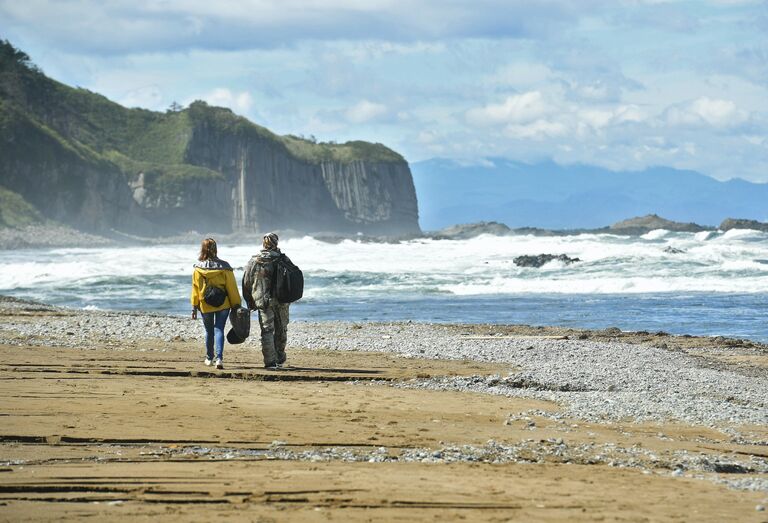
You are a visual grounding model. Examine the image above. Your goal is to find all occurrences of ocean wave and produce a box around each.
[720,228,767,241]
[3,232,767,300]
[641,229,670,240]
[440,276,768,295]
[694,230,718,241]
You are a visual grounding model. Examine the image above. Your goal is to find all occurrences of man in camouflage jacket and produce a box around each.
[242,233,290,368]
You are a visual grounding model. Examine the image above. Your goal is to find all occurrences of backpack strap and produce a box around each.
[270,254,284,298]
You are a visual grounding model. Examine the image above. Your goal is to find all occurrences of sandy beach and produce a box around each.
[0,296,767,521]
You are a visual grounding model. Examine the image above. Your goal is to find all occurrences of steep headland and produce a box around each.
[0,42,420,237]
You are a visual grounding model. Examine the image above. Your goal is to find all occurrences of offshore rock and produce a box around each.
[609,214,710,235]
[513,254,581,268]
[719,218,768,233]
[428,221,512,240]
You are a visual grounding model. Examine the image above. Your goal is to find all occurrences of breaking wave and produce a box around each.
[3,229,768,340]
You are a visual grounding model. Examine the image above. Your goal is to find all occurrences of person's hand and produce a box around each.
[192,309,198,320]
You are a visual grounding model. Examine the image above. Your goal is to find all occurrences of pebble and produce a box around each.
[287,321,767,429]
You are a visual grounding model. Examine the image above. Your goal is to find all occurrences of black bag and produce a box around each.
[226,306,251,344]
[273,254,303,303]
[202,275,227,307]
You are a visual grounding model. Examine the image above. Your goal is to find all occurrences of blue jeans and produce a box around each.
[201,309,230,360]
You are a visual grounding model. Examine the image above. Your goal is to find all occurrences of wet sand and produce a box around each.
[1,300,767,521]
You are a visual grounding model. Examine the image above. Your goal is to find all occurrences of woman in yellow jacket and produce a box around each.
[191,238,241,370]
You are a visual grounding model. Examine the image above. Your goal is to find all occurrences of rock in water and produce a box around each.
[513,254,581,268]
[609,214,709,234]
[429,221,511,239]
[720,218,768,233]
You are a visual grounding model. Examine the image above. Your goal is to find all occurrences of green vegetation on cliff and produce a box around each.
[0,39,405,217]
[0,185,42,227]
[186,100,404,164]
[105,150,224,202]
[282,136,405,164]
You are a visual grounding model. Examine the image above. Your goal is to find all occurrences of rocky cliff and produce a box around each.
[0,41,420,237]
[181,106,419,234]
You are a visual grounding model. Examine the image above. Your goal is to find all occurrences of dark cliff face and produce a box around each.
[181,109,420,235]
[182,120,341,233]
[320,160,420,234]
[0,106,153,234]
[128,170,231,234]
[0,42,421,237]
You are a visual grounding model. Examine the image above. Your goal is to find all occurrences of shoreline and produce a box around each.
[3,294,766,358]
[1,295,767,519]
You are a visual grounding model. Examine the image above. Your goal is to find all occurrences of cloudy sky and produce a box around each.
[1,0,767,181]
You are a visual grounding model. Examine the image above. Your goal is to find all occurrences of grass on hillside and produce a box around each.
[187,101,405,164]
[105,150,224,201]
[2,38,406,203]
[0,185,43,227]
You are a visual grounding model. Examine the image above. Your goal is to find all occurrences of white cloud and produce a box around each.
[614,105,646,123]
[690,97,747,126]
[665,96,748,127]
[743,134,765,146]
[578,109,615,129]
[485,62,554,88]
[345,100,388,124]
[417,130,438,144]
[708,0,763,4]
[577,104,647,129]
[0,0,617,55]
[466,91,550,126]
[566,80,623,102]
[4,0,768,181]
[118,85,163,110]
[192,88,253,113]
[505,119,568,139]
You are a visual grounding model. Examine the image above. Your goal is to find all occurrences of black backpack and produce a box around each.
[202,275,227,307]
[273,254,303,303]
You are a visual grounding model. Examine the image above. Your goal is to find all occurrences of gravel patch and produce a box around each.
[288,322,767,429]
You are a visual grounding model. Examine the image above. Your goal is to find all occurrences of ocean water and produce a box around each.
[4,229,768,341]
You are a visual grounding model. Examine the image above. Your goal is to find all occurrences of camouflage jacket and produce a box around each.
[242,248,283,310]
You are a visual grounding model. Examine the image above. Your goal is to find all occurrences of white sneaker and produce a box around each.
[215,358,223,370]
[204,358,212,366]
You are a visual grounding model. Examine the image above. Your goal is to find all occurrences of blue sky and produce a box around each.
[1,0,767,181]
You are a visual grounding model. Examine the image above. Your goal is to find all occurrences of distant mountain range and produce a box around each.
[411,158,768,231]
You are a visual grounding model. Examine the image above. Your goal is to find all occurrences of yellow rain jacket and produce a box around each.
[190,258,242,313]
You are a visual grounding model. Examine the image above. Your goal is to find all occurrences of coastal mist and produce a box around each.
[5,228,768,341]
